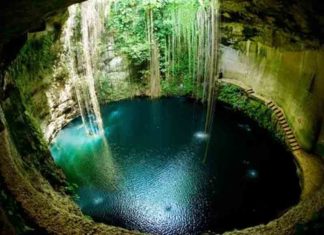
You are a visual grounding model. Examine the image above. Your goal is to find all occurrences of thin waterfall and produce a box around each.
[202,0,220,163]
[80,2,104,135]
[196,3,207,99]
[164,0,220,162]
[165,0,220,133]
[64,6,88,130]
[204,0,220,134]
[166,0,198,83]
[63,0,118,188]
[146,2,161,98]
[64,0,109,136]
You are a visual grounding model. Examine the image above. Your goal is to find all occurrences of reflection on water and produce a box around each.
[51,97,300,234]
[194,131,209,141]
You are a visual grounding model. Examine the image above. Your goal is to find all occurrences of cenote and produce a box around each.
[2,0,324,233]
[51,97,301,234]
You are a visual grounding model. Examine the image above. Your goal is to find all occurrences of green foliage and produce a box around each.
[242,26,259,40]
[8,33,58,122]
[65,182,80,200]
[218,83,285,142]
[108,0,150,65]
[96,73,145,102]
[161,74,193,96]
[4,31,63,162]
[107,0,201,96]
[72,8,82,42]
[24,110,48,151]
[10,34,56,83]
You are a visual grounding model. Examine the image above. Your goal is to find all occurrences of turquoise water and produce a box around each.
[51,97,300,234]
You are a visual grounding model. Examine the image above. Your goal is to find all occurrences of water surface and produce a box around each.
[51,97,300,234]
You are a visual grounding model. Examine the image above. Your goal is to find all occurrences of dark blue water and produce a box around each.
[51,97,300,234]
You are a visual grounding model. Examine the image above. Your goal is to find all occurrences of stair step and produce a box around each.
[281,124,289,128]
[284,127,291,131]
[292,147,301,151]
[285,131,293,135]
[278,116,285,121]
[274,110,282,115]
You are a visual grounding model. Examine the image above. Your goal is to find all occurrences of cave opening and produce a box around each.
[0,0,324,234]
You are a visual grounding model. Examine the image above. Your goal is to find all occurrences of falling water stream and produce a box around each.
[164,0,220,135]
[64,0,108,136]
[63,0,118,187]
[146,1,162,98]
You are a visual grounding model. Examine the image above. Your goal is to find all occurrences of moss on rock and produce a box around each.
[221,0,323,49]
[217,83,285,142]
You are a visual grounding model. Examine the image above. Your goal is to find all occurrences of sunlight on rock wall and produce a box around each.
[220,41,324,154]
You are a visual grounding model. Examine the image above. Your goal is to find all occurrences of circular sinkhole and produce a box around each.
[50,97,301,234]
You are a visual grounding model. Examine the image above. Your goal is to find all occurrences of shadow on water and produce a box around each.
[51,97,301,234]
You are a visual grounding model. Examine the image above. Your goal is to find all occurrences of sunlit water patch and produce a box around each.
[194,131,209,141]
[51,97,300,234]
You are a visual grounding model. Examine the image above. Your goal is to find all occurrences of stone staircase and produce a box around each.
[245,88,255,96]
[266,100,301,151]
[221,80,302,152]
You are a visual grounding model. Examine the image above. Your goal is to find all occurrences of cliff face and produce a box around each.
[221,0,324,49]
[220,0,324,156]
[42,35,132,142]
[3,18,133,142]
[42,33,132,142]
[220,43,324,155]
[0,1,86,89]
[0,0,323,234]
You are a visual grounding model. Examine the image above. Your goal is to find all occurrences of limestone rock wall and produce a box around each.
[96,37,139,103]
[41,75,78,142]
[220,42,324,155]
[40,32,132,142]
